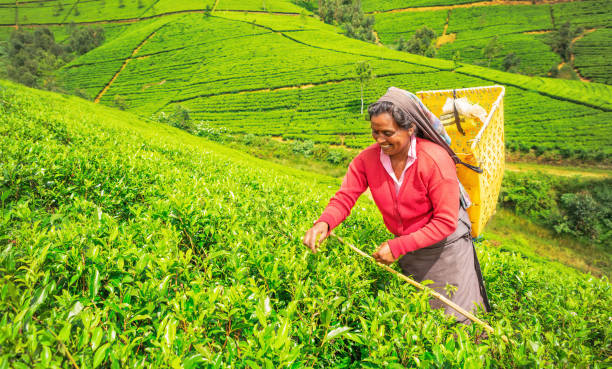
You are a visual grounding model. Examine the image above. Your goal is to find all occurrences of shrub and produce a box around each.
[557,192,601,239]
[168,104,192,130]
[291,139,314,157]
[113,94,127,110]
[502,53,520,72]
[68,26,106,55]
[397,26,437,57]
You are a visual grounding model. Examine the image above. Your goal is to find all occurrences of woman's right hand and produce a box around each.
[302,222,330,253]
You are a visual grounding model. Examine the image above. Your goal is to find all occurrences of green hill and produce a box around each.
[2,79,610,367]
[370,0,612,83]
[1,1,611,162]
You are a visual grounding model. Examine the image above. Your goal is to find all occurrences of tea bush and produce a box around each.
[1,81,610,368]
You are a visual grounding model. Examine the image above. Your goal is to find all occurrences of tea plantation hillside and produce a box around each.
[369,0,612,83]
[1,80,611,367]
[53,9,612,161]
[2,1,612,161]
[0,0,305,26]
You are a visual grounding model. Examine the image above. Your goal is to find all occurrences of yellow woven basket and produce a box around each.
[416,85,505,237]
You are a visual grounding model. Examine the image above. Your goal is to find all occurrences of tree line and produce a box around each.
[3,25,105,93]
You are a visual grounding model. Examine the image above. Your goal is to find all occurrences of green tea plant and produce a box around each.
[1,80,610,368]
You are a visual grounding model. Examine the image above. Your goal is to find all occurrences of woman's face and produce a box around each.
[371,112,413,158]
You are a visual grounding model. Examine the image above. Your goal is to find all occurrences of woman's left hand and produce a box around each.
[372,242,397,265]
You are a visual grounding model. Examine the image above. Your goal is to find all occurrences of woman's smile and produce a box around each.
[370,112,412,158]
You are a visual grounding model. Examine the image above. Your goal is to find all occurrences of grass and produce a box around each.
[484,209,610,278]
[505,162,611,178]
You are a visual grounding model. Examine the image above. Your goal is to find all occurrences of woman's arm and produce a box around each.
[303,154,369,251]
[316,154,369,232]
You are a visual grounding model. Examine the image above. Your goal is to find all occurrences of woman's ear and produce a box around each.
[408,126,415,137]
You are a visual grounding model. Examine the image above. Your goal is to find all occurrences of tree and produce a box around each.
[113,94,127,110]
[68,26,106,55]
[551,21,583,62]
[6,27,68,88]
[318,0,375,43]
[169,104,192,131]
[483,35,502,67]
[502,52,520,72]
[355,61,373,115]
[397,26,437,58]
[452,50,461,70]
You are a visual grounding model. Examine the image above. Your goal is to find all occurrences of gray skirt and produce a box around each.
[397,206,490,323]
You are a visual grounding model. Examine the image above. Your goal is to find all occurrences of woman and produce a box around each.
[302,87,490,323]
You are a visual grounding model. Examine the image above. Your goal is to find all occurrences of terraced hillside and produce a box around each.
[54,9,612,159]
[2,80,610,367]
[370,0,612,83]
[0,0,305,26]
[1,0,611,161]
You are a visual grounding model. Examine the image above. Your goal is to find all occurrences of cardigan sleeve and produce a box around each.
[387,158,460,258]
[316,154,368,231]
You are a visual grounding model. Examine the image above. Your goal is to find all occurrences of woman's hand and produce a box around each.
[302,222,330,253]
[372,242,397,265]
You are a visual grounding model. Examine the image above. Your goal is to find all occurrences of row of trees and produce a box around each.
[5,25,105,90]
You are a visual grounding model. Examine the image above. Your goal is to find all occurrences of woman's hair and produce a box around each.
[367,101,418,134]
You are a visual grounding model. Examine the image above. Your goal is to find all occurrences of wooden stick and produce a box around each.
[331,232,509,343]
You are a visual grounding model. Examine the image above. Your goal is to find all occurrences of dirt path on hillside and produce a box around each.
[555,28,595,82]
[372,30,383,45]
[94,29,159,103]
[570,28,596,82]
[370,0,579,14]
[436,10,456,47]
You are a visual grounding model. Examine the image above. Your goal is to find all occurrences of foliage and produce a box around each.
[68,26,106,55]
[482,36,502,67]
[355,61,373,115]
[500,171,612,246]
[572,28,612,84]
[557,192,602,239]
[2,79,611,368]
[113,94,127,110]
[501,52,520,72]
[4,24,109,90]
[11,6,612,162]
[318,0,376,42]
[362,0,485,12]
[6,27,69,89]
[373,0,611,82]
[152,104,193,131]
[397,26,437,58]
[550,21,584,63]
[291,139,315,156]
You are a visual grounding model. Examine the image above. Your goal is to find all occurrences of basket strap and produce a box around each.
[460,161,483,173]
[452,90,466,136]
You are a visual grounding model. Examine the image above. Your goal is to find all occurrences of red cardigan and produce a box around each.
[316,138,460,259]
